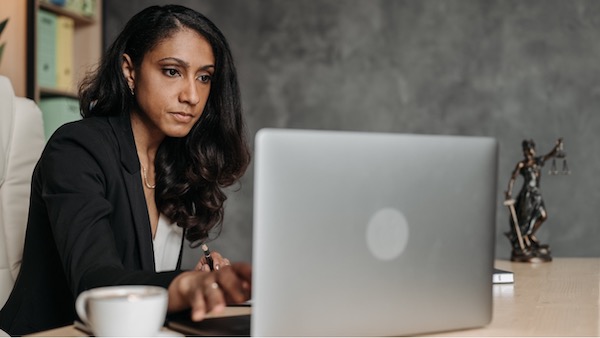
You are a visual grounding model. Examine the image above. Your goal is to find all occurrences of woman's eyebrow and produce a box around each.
[158,57,214,71]
[158,57,189,67]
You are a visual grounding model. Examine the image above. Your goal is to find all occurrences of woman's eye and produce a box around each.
[198,74,211,83]
[164,68,180,77]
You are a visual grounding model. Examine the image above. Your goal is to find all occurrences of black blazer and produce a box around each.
[0,115,183,335]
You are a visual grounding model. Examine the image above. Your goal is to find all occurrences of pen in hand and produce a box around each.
[201,243,214,271]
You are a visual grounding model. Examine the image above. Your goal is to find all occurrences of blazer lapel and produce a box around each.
[109,115,155,271]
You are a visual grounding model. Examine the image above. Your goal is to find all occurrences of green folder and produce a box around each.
[37,10,57,89]
[39,97,81,140]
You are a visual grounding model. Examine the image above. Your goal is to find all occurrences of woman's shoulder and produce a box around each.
[48,115,128,144]
[52,116,111,136]
[40,115,132,168]
[44,116,127,159]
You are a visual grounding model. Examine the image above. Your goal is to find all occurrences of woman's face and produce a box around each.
[126,28,215,139]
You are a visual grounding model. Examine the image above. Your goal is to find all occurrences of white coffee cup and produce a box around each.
[75,285,168,337]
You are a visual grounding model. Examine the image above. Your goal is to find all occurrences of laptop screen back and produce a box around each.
[251,128,498,336]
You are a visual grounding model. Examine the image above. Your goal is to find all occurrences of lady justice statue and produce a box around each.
[503,138,568,263]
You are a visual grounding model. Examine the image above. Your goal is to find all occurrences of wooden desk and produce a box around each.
[29,258,600,337]
[431,257,600,336]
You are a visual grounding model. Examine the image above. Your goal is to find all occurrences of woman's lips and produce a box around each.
[171,112,194,123]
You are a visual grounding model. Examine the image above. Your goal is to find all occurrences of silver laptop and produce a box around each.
[252,128,498,336]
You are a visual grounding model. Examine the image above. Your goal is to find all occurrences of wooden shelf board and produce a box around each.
[39,86,78,99]
[39,2,95,26]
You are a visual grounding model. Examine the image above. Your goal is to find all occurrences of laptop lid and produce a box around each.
[251,128,498,336]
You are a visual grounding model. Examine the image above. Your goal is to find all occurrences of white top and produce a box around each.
[153,214,183,272]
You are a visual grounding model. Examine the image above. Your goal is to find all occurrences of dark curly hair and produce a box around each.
[79,5,250,244]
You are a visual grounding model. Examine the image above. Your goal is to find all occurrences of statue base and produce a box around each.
[505,231,552,263]
[510,246,552,263]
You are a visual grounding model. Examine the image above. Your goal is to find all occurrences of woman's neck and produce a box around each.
[130,112,164,164]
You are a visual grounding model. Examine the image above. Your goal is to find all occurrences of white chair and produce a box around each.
[0,75,45,321]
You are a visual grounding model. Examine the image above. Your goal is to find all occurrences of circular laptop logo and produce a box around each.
[366,208,409,260]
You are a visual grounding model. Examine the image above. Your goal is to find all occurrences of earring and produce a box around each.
[129,86,134,96]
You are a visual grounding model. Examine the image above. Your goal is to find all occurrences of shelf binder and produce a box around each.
[39,97,81,140]
[55,16,74,92]
[37,10,57,89]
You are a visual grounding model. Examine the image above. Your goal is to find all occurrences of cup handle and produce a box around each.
[75,290,90,325]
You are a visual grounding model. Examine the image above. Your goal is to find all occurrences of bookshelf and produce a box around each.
[26,0,102,102]
[26,0,102,139]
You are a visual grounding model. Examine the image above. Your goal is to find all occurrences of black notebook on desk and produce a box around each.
[166,309,251,336]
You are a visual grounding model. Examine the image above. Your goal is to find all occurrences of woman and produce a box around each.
[0,5,251,335]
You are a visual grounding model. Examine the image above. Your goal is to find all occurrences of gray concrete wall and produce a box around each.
[104,0,600,266]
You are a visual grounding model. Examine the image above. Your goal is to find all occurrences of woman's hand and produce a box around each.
[168,262,251,321]
[195,249,231,271]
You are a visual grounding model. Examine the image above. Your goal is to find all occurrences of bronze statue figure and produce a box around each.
[504,138,566,263]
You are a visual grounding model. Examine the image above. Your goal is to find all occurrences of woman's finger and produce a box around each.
[210,251,228,269]
[203,279,226,314]
[190,286,208,321]
[214,264,252,304]
[196,250,229,271]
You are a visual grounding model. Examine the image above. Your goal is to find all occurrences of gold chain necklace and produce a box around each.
[140,163,156,189]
